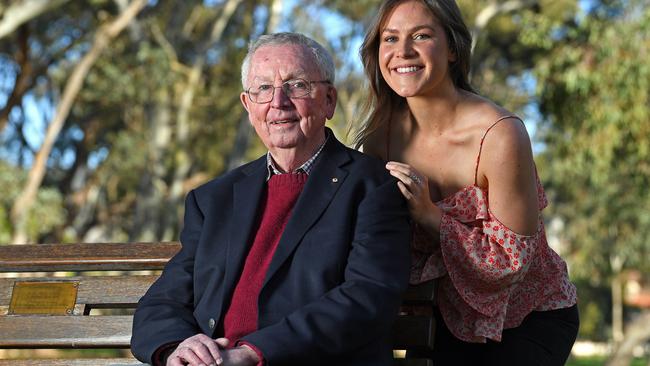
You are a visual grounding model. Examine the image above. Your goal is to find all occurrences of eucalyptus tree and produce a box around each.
[0,0,282,243]
[524,0,650,355]
[0,0,142,243]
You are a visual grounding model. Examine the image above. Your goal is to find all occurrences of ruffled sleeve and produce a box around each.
[438,209,541,318]
[409,178,575,343]
[411,183,547,317]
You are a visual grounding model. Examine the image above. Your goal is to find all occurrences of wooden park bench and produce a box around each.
[0,242,435,366]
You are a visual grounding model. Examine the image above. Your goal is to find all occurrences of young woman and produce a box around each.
[355,1,579,364]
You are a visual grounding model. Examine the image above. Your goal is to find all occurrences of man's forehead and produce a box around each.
[253,43,309,58]
[248,44,317,80]
[250,70,309,84]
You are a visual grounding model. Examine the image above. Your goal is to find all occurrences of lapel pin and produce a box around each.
[331,177,338,183]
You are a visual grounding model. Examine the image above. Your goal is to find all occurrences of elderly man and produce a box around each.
[131,32,411,366]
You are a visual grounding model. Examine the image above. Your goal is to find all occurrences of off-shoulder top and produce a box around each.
[392,116,577,343]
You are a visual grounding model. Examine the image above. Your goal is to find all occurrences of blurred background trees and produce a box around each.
[528,1,650,364]
[0,0,648,364]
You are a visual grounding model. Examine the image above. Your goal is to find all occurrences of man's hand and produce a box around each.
[221,344,260,366]
[166,334,229,366]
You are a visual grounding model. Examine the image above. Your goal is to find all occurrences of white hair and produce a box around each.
[241,32,336,89]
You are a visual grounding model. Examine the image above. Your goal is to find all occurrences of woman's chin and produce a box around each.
[395,89,419,98]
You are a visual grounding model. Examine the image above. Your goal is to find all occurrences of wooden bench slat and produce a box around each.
[0,316,132,348]
[0,276,158,307]
[0,242,181,272]
[393,360,434,366]
[0,359,145,366]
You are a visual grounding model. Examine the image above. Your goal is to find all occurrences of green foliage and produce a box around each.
[462,0,579,113]
[525,0,650,281]
[567,356,649,366]
[573,278,611,341]
[0,162,65,243]
[318,0,379,22]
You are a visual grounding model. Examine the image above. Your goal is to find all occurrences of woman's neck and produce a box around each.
[405,87,464,134]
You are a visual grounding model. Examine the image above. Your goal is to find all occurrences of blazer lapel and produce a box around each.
[263,136,351,287]
[219,158,267,313]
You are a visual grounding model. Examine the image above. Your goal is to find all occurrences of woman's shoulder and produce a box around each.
[462,95,530,147]
[459,95,534,179]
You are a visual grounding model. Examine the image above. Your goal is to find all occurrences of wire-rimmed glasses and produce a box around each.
[246,78,330,104]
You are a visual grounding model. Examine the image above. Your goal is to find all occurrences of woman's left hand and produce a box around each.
[386,161,441,232]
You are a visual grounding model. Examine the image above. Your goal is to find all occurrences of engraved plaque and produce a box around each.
[8,281,78,315]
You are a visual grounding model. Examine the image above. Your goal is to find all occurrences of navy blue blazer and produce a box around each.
[131,131,411,365]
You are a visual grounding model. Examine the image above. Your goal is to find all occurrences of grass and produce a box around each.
[566,356,649,366]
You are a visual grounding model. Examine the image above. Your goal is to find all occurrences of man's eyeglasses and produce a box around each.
[246,78,330,104]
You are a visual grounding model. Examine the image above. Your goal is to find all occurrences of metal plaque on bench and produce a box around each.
[8,281,78,315]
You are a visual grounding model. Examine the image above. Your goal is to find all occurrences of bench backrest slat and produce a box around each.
[0,242,181,272]
[0,275,159,307]
[0,359,145,366]
[394,360,434,366]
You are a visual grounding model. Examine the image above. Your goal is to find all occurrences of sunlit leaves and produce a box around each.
[528,0,650,281]
[0,161,65,243]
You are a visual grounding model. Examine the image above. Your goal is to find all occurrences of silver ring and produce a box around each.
[409,173,421,185]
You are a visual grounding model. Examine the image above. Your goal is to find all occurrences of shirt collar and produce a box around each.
[266,130,330,180]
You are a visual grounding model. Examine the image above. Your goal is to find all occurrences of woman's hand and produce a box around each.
[386,161,441,232]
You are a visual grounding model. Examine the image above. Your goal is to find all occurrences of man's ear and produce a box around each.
[240,92,254,126]
[325,86,337,120]
[240,91,250,113]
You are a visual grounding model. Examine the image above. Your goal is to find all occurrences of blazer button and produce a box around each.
[208,318,216,329]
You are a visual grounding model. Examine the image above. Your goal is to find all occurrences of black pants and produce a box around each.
[432,305,579,366]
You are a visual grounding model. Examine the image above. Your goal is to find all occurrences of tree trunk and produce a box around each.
[268,0,283,32]
[223,0,281,170]
[606,310,650,366]
[1,24,82,132]
[161,0,245,240]
[610,254,625,345]
[0,0,70,40]
[0,25,32,132]
[130,97,172,242]
[9,0,148,244]
[226,114,255,170]
[469,0,538,83]
[71,184,101,239]
[611,275,624,345]
[337,83,363,136]
[472,0,539,52]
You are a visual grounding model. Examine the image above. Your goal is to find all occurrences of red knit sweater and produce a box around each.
[223,173,308,343]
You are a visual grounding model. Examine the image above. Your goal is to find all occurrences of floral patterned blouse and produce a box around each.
[409,116,577,343]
